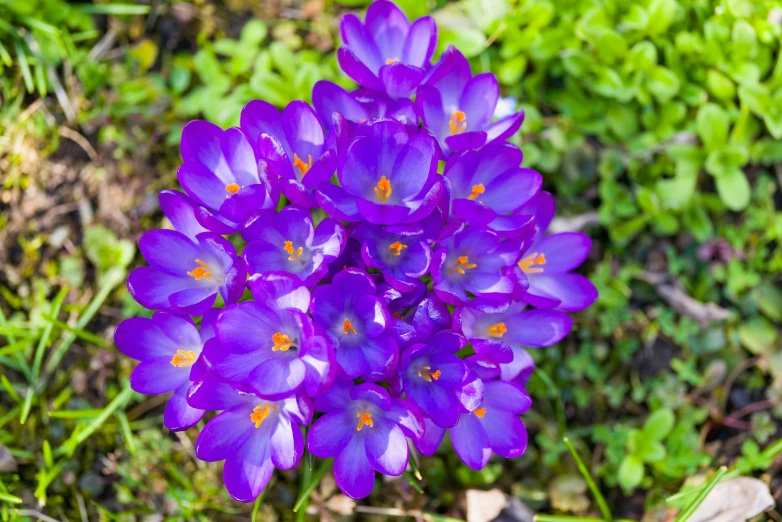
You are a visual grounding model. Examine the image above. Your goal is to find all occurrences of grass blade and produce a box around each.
[13,38,34,92]
[563,437,612,522]
[251,490,266,521]
[76,4,152,15]
[673,466,727,522]
[56,386,134,457]
[292,458,332,513]
[0,492,23,504]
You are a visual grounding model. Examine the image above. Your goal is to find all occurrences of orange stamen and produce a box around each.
[385,58,400,65]
[487,322,507,338]
[170,350,198,367]
[417,365,441,382]
[272,332,294,351]
[454,255,477,275]
[467,183,485,201]
[250,404,275,428]
[449,111,467,135]
[225,183,240,194]
[356,411,374,431]
[473,407,486,418]
[374,176,392,202]
[343,318,357,335]
[187,259,212,280]
[283,240,304,262]
[519,252,546,274]
[293,153,313,176]
[388,241,407,256]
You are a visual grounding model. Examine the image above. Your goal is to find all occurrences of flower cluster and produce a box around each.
[116,0,597,502]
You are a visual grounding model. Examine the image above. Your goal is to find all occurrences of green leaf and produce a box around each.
[627,41,657,72]
[240,20,267,47]
[706,69,735,100]
[731,20,757,58]
[751,283,782,323]
[643,408,675,441]
[696,103,730,150]
[714,168,751,211]
[618,455,644,491]
[738,316,779,356]
[646,66,680,102]
[638,441,667,463]
[646,0,678,36]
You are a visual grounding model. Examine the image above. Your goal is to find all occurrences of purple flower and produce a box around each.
[416,47,523,156]
[516,192,598,311]
[317,119,442,225]
[399,331,483,428]
[313,81,417,128]
[338,0,436,99]
[444,143,542,237]
[159,190,209,241]
[191,377,312,502]
[307,380,424,499]
[177,121,276,232]
[311,269,399,381]
[454,301,572,364]
[354,222,432,293]
[243,206,346,287]
[416,380,530,470]
[205,301,334,399]
[431,225,525,307]
[115,311,217,431]
[128,230,246,315]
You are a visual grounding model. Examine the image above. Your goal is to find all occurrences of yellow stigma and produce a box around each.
[170,350,198,367]
[417,365,441,382]
[519,252,546,274]
[343,318,357,335]
[473,407,486,418]
[250,404,275,428]
[283,240,304,262]
[187,259,213,280]
[487,322,507,338]
[374,175,392,202]
[454,255,477,275]
[356,411,374,431]
[293,153,313,176]
[225,183,240,194]
[388,241,407,256]
[272,332,294,352]
[467,183,485,201]
[449,110,467,135]
[385,58,400,65]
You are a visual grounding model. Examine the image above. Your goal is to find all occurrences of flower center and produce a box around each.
[343,318,357,335]
[454,255,477,275]
[187,259,213,280]
[374,176,392,202]
[250,404,276,428]
[283,240,304,262]
[356,410,374,431]
[170,350,198,367]
[225,183,241,195]
[473,407,486,418]
[467,183,485,201]
[417,365,441,382]
[486,322,507,338]
[272,332,294,352]
[519,252,546,274]
[293,153,313,176]
[388,241,407,256]
[449,111,467,135]
[385,58,399,65]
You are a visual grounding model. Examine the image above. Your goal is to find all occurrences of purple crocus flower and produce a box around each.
[205,300,334,399]
[115,311,217,431]
[354,222,432,293]
[431,225,525,307]
[516,192,598,311]
[311,269,399,381]
[159,190,209,241]
[313,81,417,128]
[444,143,542,237]
[416,380,531,469]
[454,301,572,364]
[190,376,312,502]
[338,0,436,99]
[243,206,346,287]
[399,331,483,428]
[177,121,276,232]
[128,230,246,315]
[240,100,336,209]
[317,119,442,225]
[416,47,524,156]
[307,380,424,499]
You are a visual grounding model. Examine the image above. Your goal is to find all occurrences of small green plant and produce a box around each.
[617,408,675,491]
